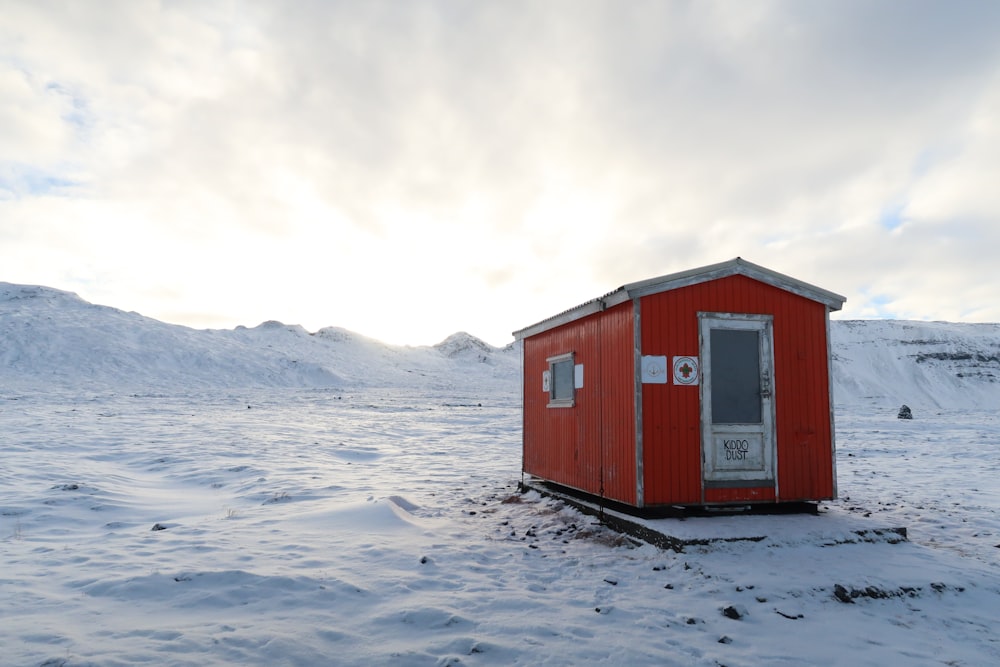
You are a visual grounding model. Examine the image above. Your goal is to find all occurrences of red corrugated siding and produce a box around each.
[600,304,637,503]
[523,273,836,508]
[640,283,701,505]
[773,286,835,501]
[704,487,776,504]
[522,302,636,504]
[640,274,835,505]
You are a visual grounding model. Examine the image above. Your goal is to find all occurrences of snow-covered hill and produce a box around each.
[3,282,1000,411]
[0,282,518,394]
[831,319,1000,411]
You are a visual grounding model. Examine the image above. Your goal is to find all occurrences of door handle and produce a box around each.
[760,372,771,399]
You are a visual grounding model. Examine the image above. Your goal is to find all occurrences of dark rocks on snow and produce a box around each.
[833,584,854,603]
[833,582,944,603]
[897,404,913,419]
[722,605,746,620]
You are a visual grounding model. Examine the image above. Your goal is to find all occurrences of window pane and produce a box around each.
[552,359,574,401]
[710,329,761,424]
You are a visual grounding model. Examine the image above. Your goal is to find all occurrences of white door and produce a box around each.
[699,313,776,489]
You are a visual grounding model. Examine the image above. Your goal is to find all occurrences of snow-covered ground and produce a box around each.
[2,283,999,666]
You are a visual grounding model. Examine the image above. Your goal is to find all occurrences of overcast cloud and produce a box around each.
[2,0,999,345]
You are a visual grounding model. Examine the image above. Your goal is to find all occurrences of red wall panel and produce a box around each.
[639,275,835,505]
[704,487,776,504]
[522,302,636,504]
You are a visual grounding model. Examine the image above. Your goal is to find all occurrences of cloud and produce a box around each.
[0,69,73,165]
[2,1,1000,345]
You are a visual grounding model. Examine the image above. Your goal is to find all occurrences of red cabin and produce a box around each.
[512,258,846,509]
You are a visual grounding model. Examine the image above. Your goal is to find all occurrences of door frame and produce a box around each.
[698,312,777,497]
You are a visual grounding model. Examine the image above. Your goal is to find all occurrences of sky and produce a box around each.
[3,0,1000,347]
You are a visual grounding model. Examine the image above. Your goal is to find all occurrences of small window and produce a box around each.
[547,352,575,408]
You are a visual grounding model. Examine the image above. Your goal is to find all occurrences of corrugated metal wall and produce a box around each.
[598,304,638,503]
[639,274,835,505]
[522,302,636,505]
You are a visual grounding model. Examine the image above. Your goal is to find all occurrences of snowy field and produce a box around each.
[2,283,1000,665]
[2,388,999,667]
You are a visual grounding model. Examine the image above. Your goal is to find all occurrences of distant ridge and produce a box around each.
[433,332,496,360]
[0,282,517,394]
[830,319,1000,411]
[2,282,999,411]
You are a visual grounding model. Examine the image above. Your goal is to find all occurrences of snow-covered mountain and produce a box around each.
[0,282,518,394]
[3,281,999,410]
[831,319,1000,411]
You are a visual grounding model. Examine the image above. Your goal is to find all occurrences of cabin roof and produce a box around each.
[512,257,846,340]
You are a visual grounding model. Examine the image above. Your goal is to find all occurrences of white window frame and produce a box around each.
[547,352,575,408]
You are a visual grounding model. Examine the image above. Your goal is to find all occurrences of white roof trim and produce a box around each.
[512,257,846,340]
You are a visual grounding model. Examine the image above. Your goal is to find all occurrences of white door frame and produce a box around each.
[698,312,777,492]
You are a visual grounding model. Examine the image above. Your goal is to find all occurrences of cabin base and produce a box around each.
[521,479,908,553]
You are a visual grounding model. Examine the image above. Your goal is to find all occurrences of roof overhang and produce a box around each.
[512,257,846,340]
